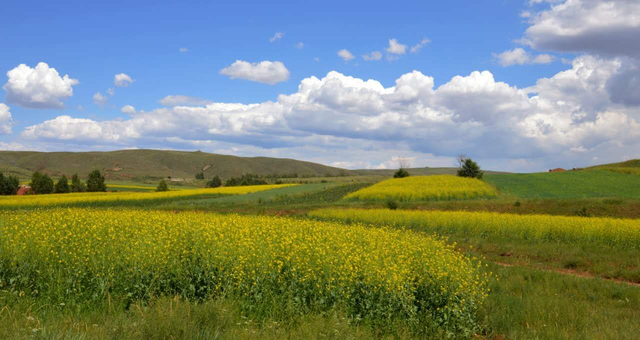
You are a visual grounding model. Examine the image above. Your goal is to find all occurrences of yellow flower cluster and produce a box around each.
[310,208,640,248]
[0,208,488,331]
[344,175,498,202]
[0,184,293,209]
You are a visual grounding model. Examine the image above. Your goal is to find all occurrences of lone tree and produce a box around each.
[457,158,484,179]
[0,172,20,195]
[54,175,71,193]
[156,179,169,192]
[195,172,205,180]
[87,170,107,192]
[71,174,86,192]
[393,157,411,178]
[30,171,54,194]
[206,175,222,188]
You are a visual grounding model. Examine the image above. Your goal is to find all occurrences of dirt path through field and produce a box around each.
[492,261,640,287]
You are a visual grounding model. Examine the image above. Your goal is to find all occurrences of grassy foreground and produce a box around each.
[1,264,638,339]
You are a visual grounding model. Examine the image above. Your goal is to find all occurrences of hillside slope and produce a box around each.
[588,159,640,175]
[0,150,352,180]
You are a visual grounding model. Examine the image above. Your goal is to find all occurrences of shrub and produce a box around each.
[87,170,107,192]
[225,174,267,187]
[0,172,20,195]
[386,200,399,210]
[54,175,71,194]
[393,168,410,178]
[206,175,222,188]
[457,158,484,179]
[156,180,169,192]
[30,172,54,195]
[195,172,205,180]
[71,174,86,192]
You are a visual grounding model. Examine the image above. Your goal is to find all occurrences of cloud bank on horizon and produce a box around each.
[1,0,639,172]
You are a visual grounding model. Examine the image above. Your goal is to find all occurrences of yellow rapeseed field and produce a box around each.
[0,208,488,333]
[310,208,640,248]
[0,184,293,209]
[344,175,498,201]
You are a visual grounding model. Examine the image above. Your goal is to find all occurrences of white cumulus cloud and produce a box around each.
[386,38,407,55]
[363,51,382,61]
[93,92,108,106]
[121,105,136,114]
[0,103,12,134]
[219,60,290,85]
[337,49,355,61]
[3,62,79,109]
[19,55,640,172]
[523,0,640,58]
[159,95,213,107]
[494,48,555,66]
[114,73,134,87]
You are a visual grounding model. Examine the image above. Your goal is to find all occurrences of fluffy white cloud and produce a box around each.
[159,95,212,107]
[93,92,108,106]
[219,60,290,84]
[3,62,78,109]
[386,39,407,55]
[107,88,115,96]
[410,38,430,53]
[362,51,382,61]
[0,103,12,134]
[19,56,640,171]
[0,142,28,151]
[269,32,284,42]
[523,0,640,58]
[494,48,555,66]
[114,73,134,87]
[337,49,355,62]
[121,105,136,114]
[295,42,304,49]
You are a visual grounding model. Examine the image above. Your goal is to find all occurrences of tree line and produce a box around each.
[0,170,107,196]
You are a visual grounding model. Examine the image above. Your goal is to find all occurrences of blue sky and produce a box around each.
[1,0,639,171]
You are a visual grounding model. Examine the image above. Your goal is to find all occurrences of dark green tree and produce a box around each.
[457,158,484,179]
[393,168,409,178]
[156,179,169,192]
[206,175,222,188]
[195,172,205,180]
[86,170,107,192]
[30,172,54,194]
[225,174,267,186]
[54,175,71,193]
[0,172,20,195]
[71,174,86,192]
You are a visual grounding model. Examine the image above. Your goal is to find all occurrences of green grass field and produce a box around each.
[485,170,640,199]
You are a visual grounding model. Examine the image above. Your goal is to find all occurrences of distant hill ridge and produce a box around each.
[0,149,352,180]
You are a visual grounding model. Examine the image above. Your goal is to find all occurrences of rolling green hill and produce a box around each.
[0,149,352,181]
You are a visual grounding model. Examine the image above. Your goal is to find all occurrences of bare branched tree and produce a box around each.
[456,154,468,168]
[397,157,412,170]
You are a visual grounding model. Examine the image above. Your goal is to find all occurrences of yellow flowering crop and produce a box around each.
[0,184,293,209]
[310,208,640,248]
[344,175,498,202]
[0,208,488,333]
